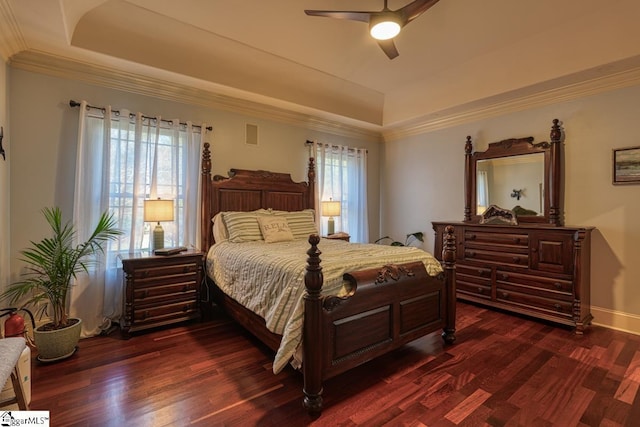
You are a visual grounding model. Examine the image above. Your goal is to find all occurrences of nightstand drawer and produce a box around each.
[133,300,199,323]
[134,280,199,302]
[135,272,199,289]
[132,262,200,279]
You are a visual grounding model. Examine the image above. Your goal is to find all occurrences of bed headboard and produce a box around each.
[200,143,316,249]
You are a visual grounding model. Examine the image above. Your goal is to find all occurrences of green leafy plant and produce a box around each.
[1,207,122,330]
[374,232,424,247]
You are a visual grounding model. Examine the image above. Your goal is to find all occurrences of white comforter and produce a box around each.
[206,238,443,373]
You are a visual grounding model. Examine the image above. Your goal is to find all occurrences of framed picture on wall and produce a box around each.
[613,146,640,185]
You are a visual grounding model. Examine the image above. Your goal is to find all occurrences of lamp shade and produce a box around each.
[144,199,174,223]
[321,200,341,217]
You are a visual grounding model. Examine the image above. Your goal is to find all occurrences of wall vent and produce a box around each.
[246,124,258,145]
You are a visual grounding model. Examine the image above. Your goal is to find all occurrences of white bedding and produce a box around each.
[206,238,443,374]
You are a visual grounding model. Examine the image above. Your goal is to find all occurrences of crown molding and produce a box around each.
[9,49,382,142]
[0,0,26,61]
[383,60,640,142]
[10,49,640,144]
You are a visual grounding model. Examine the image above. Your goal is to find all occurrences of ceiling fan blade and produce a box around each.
[398,0,440,24]
[304,10,371,23]
[378,39,399,59]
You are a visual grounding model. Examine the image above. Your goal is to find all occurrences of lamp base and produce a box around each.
[152,223,165,252]
[327,217,335,235]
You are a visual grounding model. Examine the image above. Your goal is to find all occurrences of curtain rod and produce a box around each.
[305,140,368,153]
[69,100,212,131]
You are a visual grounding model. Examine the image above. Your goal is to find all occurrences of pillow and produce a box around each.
[273,209,318,240]
[211,212,229,243]
[257,215,294,243]
[222,210,268,243]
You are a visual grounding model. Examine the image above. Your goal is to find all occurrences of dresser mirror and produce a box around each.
[464,119,563,225]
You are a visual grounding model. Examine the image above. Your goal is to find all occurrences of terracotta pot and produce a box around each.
[34,318,82,362]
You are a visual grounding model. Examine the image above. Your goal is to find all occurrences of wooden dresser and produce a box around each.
[119,250,204,337]
[435,119,596,333]
[433,223,593,333]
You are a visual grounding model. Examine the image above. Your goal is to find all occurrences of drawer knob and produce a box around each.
[554,304,562,311]
[531,247,538,253]
[182,285,189,292]
[477,287,483,294]
[141,290,149,299]
[183,266,190,273]
[501,292,509,299]
[501,273,509,280]
[477,269,484,276]
[142,270,149,277]
[513,237,520,244]
[469,234,476,240]
[182,304,190,312]
[513,257,520,263]
[554,282,562,290]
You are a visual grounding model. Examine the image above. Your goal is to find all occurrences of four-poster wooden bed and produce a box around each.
[199,143,457,414]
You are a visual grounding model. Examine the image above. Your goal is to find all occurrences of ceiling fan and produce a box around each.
[304,0,440,59]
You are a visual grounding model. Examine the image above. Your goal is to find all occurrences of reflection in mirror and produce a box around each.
[476,153,545,216]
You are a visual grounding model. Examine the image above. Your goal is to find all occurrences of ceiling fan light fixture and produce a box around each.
[369,14,402,40]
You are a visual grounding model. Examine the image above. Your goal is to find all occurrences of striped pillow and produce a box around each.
[222,210,269,243]
[273,209,318,240]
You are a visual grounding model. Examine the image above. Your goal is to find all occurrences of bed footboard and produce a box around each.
[302,226,457,414]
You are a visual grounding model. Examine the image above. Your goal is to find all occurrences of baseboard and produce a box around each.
[591,306,640,335]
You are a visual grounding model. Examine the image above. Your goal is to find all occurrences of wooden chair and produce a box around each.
[0,337,28,410]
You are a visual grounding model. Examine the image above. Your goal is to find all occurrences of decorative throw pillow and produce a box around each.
[257,215,294,243]
[222,210,266,243]
[273,209,318,240]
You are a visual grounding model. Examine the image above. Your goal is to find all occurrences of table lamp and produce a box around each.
[321,198,341,235]
[144,198,174,251]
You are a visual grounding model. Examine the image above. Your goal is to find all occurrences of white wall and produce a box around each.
[382,85,640,334]
[7,68,381,281]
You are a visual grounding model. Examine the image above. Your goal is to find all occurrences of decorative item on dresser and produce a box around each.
[119,250,204,338]
[433,119,595,334]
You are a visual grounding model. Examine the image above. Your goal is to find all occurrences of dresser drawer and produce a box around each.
[464,248,528,268]
[456,264,492,299]
[495,289,573,318]
[496,270,573,297]
[465,230,528,248]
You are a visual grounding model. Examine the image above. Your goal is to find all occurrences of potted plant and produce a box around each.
[1,207,122,361]
[374,232,424,247]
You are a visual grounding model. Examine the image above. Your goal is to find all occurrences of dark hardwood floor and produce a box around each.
[28,302,640,426]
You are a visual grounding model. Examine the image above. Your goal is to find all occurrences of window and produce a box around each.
[72,101,206,336]
[314,142,368,242]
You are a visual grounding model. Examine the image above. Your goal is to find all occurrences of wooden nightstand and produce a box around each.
[119,250,204,338]
[324,233,350,242]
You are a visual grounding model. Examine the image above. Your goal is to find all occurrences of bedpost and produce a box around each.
[201,142,212,250]
[303,234,323,414]
[441,225,457,344]
[307,157,316,211]
[464,136,473,222]
[548,118,563,226]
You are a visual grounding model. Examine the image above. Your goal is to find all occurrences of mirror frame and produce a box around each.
[464,119,563,226]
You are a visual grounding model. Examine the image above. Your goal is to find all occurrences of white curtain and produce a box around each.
[71,101,205,337]
[313,142,368,242]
